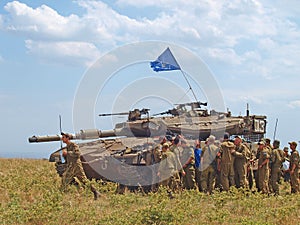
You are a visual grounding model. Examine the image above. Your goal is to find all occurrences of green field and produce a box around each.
[0,158,299,225]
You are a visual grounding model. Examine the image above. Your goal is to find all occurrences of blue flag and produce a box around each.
[150,47,181,72]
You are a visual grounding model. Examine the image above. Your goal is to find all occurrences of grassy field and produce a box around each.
[0,158,299,225]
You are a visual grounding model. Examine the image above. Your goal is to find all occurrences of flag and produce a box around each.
[150,47,181,72]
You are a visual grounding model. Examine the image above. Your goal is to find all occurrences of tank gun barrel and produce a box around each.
[28,129,118,143]
[98,112,129,116]
[153,110,169,116]
[28,135,62,143]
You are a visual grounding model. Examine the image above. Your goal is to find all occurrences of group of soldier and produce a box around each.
[59,131,299,199]
[150,133,300,196]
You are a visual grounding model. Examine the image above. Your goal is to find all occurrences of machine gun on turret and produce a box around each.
[153,101,208,117]
[174,101,207,110]
[99,108,150,121]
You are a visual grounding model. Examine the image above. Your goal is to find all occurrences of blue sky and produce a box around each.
[0,0,300,158]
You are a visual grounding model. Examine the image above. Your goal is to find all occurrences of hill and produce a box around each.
[0,158,299,224]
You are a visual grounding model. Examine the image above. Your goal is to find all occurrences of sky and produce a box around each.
[0,0,300,158]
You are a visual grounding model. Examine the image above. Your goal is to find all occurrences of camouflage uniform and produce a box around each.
[270,148,284,195]
[158,150,178,191]
[153,145,162,163]
[170,144,183,189]
[200,143,218,194]
[233,143,251,188]
[289,150,300,193]
[181,145,196,190]
[219,141,235,191]
[258,147,270,194]
[152,144,162,191]
[62,142,89,189]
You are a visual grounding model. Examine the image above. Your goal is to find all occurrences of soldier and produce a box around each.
[194,140,202,191]
[248,147,259,191]
[152,138,164,191]
[180,139,196,190]
[200,135,219,194]
[257,140,270,194]
[61,132,100,200]
[170,136,185,189]
[218,133,235,191]
[214,140,222,190]
[157,143,179,197]
[265,138,273,154]
[232,136,251,189]
[288,141,300,193]
[270,140,284,195]
[282,147,290,182]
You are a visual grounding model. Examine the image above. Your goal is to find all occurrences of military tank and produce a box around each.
[28,101,267,187]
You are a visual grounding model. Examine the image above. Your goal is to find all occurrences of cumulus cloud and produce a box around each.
[1,0,300,74]
[4,1,83,40]
[25,40,100,67]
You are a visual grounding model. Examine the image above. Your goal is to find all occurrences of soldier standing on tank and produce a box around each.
[270,140,284,195]
[200,135,219,194]
[257,140,270,194]
[288,141,300,193]
[232,136,251,189]
[218,133,235,191]
[61,132,101,200]
[180,139,196,190]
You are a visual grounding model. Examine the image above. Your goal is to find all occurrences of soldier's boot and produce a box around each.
[91,185,101,200]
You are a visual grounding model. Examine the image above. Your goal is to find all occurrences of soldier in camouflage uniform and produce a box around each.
[218,133,235,191]
[180,139,196,190]
[288,141,300,193]
[257,140,270,194]
[232,136,251,188]
[61,132,100,200]
[282,147,290,182]
[144,140,163,192]
[200,135,219,194]
[157,143,181,196]
[170,136,185,190]
[270,140,284,195]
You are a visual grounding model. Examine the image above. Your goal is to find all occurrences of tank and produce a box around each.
[28,101,267,188]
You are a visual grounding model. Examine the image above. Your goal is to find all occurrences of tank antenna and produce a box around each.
[273,118,278,140]
[246,103,249,117]
[59,115,63,149]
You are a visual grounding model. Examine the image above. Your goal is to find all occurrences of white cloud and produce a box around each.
[1,0,300,76]
[4,1,83,40]
[25,40,100,67]
[207,48,241,65]
[288,100,300,109]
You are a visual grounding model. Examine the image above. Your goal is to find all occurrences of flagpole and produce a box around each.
[151,47,199,103]
[167,47,198,103]
[179,70,198,102]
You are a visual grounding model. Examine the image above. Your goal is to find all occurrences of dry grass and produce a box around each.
[0,158,299,225]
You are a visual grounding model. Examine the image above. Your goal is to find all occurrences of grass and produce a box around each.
[0,158,299,224]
